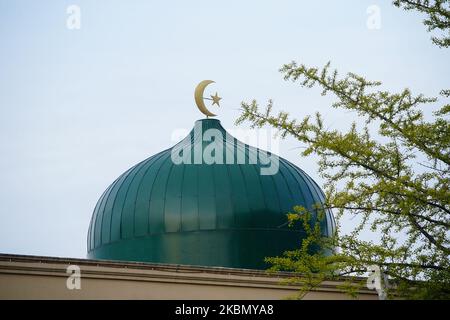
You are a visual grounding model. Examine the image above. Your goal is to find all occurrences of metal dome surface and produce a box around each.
[87,119,335,269]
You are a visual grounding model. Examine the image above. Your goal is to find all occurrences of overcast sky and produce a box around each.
[0,0,448,258]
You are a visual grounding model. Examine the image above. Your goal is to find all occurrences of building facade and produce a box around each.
[0,254,377,299]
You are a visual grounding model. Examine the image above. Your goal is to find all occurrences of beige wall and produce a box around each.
[0,254,377,300]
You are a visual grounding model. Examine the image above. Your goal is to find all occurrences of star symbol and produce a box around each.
[210,92,222,107]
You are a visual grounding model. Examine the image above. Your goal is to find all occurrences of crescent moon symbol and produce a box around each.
[194,80,217,117]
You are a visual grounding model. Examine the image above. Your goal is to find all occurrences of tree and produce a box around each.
[393,0,450,47]
[236,0,450,299]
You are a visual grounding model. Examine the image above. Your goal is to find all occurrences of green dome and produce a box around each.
[87,119,335,269]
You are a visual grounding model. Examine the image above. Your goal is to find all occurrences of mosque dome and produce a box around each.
[87,118,335,269]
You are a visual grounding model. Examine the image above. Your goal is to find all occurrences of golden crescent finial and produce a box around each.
[194,80,221,117]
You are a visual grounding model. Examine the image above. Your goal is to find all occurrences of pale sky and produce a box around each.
[0,0,448,258]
